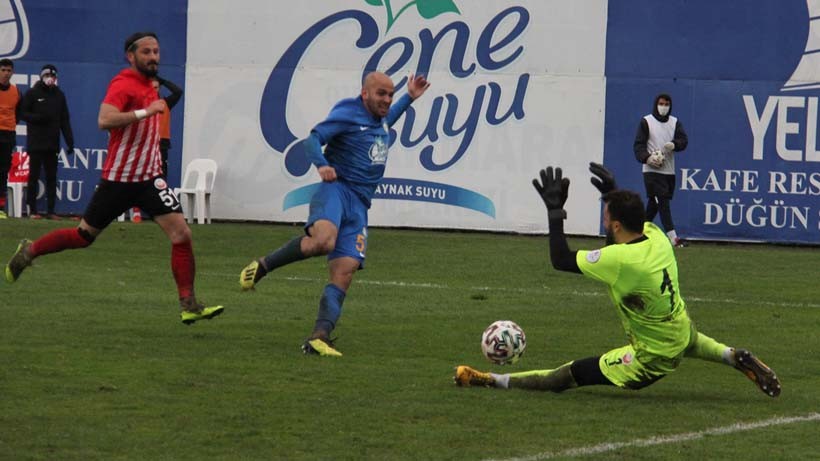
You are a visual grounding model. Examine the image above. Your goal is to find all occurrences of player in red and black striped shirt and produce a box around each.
[4,32,223,325]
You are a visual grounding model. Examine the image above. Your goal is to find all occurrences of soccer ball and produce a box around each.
[481,320,526,365]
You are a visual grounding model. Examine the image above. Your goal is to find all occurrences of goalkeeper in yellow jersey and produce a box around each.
[454,163,781,397]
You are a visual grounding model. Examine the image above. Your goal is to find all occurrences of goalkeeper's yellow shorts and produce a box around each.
[598,344,684,390]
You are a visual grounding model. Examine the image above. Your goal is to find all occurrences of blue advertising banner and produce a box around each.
[604,1,819,244]
[4,0,187,215]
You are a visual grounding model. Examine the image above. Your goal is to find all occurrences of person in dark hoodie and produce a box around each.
[19,64,75,219]
[632,93,688,247]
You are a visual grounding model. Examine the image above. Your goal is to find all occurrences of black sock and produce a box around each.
[262,236,307,271]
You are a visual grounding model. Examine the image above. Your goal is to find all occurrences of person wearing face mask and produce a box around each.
[632,93,688,247]
[19,64,75,219]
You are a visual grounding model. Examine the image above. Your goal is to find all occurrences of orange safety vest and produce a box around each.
[159,108,171,140]
[0,84,20,131]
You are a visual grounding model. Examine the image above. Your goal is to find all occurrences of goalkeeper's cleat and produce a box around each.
[239,259,265,291]
[5,239,33,283]
[179,297,225,325]
[302,337,342,357]
[0,210,7,219]
[454,365,495,387]
[734,349,781,398]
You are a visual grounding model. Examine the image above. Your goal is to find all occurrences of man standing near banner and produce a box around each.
[4,32,223,325]
[238,71,430,356]
[19,64,75,219]
[0,58,21,219]
[633,93,688,247]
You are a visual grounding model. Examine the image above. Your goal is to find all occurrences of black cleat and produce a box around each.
[734,349,781,397]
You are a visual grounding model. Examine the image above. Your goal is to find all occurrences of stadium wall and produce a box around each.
[184,0,607,236]
[6,1,820,244]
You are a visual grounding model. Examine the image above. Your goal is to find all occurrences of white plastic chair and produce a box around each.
[174,158,218,224]
[6,182,27,217]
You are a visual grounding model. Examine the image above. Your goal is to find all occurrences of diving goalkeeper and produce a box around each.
[454,163,781,397]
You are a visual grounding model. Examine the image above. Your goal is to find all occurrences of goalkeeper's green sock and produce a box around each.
[686,332,734,365]
[505,363,576,392]
[486,370,553,390]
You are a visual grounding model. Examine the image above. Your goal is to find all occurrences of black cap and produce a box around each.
[124,32,158,52]
[40,64,58,77]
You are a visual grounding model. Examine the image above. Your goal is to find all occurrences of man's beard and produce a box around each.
[605,228,616,246]
[137,61,159,77]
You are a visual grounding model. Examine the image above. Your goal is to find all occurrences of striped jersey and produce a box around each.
[100,69,162,182]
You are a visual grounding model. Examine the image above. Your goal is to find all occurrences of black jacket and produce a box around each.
[20,81,74,152]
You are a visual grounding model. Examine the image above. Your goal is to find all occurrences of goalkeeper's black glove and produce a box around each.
[532,166,569,219]
[589,162,617,195]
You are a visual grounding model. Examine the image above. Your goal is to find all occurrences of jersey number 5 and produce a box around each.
[159,189,180,209]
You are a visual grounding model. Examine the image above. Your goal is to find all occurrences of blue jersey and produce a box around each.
[305,93,412,207]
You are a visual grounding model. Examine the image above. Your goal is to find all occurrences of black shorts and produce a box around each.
[643,172,676,199]
[0,130,14,169]
[83,176,182,229]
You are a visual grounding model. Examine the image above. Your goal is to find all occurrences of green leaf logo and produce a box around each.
[415,0,460,19]
[364,0,461,32]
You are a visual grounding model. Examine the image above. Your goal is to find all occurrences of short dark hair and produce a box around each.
[124,32,158,52]
[602,190,645,233]
[0,58,13,68]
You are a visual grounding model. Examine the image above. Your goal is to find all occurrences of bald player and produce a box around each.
[239,71,430,356]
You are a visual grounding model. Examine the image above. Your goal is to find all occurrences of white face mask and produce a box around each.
[657,104,670,116]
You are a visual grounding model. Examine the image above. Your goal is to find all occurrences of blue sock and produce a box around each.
[313,283,346,336]
[262,236,306,271]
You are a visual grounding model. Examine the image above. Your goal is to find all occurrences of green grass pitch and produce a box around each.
[1,219,818,460]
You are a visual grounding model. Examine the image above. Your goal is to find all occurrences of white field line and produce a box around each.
[202,272,820,309]
[483,412,820,461]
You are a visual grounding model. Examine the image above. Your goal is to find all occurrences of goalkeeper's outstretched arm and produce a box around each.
[532,166,581,274]
[548,215,581,273]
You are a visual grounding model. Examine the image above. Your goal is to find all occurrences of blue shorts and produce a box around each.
[305,181,368,267]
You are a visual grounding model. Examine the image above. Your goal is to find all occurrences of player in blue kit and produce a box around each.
[240,71,430,356]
